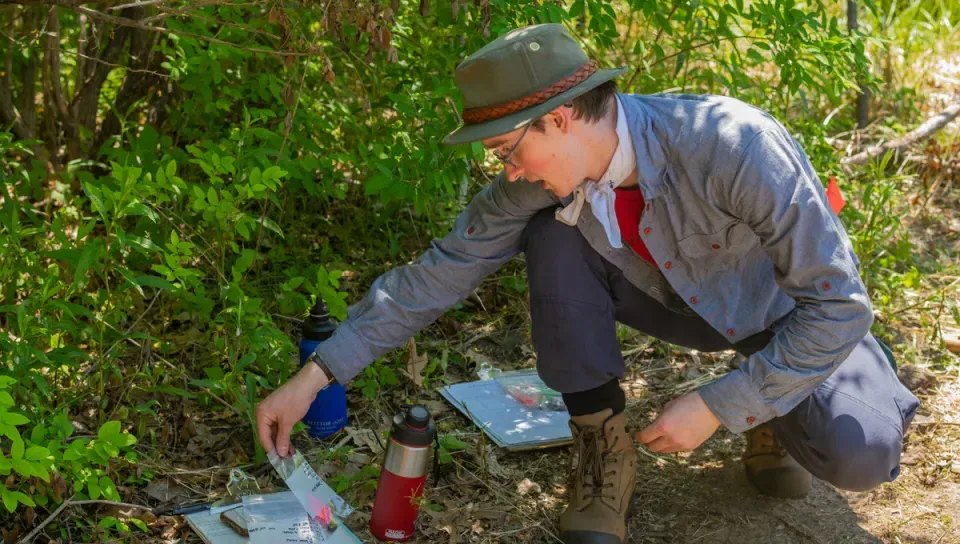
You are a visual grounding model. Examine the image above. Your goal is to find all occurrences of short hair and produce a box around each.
[531,79,618,132]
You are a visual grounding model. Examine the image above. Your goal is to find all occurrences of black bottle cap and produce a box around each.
[301,299,337,342]
[391,404,436,447]
[405,406,430,429]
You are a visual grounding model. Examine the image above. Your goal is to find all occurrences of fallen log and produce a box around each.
[841,99,960,166]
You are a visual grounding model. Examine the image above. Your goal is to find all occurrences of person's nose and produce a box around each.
[504,163,524,182]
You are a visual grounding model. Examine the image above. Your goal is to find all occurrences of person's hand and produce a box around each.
[255,363,330,457]
[634,391,720,454]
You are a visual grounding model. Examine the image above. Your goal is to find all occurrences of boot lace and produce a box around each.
[572,425,619,510]
[745,424,786,458]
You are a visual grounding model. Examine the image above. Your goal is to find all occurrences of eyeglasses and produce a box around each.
[492,122,532,168]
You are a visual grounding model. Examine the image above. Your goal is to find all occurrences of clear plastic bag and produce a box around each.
[495,370,566,411]
[243,492,317,544]
[267,450,353,519]
[476,361,503,380]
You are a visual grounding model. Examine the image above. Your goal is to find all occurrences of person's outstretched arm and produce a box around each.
[257,172,558,455]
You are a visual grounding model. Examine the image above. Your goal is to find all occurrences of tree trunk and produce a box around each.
[18,6,42,139]
[94,9,163,153]
[0,7,28,138]
[71,13,132,157]
[847,1,870,129]
[43,6,72,168]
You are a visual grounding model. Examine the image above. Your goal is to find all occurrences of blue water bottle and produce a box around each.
[298,299,347,438]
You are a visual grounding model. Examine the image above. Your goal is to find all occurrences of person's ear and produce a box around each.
[549,105,573,135]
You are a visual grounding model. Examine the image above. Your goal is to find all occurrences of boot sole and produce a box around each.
[746,467,813,499]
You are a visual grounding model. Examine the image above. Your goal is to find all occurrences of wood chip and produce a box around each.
[898,364,940,393]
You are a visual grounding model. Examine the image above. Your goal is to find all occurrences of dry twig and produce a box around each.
[22,496,153,543]
[842,99,960,166]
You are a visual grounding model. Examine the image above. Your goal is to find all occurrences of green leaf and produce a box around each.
[126,235,162,254]
[440,434,467,451]
[62,446,83,461]
[98,420,122,442]
[2,489,16,512]
[0,376,15,388]
[262,165,286,181]
[0,391,13,407]
[135,275,176,291]
[100,475,118,499]
[83,183,107,220]
[122,201,159,222]
[74,241,101,287]
[11,459,35,478]
[12,491,35,508]
[10,434,24,459]
[87,474,101,499]
[207,187,219,205]
[258,216,283,238]
[166,160,177,178]
[25,445,51,461]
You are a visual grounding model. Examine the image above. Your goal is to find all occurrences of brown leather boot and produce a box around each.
[743,423,812,499]
[559,408,636,543]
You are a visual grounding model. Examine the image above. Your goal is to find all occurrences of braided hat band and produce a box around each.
[461,60,599,125]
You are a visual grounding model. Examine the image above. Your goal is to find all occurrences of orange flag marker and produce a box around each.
[827,175,846,215]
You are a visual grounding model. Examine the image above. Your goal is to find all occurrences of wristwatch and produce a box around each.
[305,351,337,389]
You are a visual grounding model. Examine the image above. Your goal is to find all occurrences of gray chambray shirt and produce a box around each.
[315,92,873,434]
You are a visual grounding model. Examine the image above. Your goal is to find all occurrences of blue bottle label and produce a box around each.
[299,340,347,439]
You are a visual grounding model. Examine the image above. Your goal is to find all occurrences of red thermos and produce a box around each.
[369,404,436,541]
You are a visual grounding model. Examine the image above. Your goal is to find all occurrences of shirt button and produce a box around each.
[664,261,673,270]
[727,328,735,336]
[822,281,831,290]
[746,416,756,424]
[467,226,475,234]
[712,244,721,250]
[643,227,652,236]
[689,296,698,304]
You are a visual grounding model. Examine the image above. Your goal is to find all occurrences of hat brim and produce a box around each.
[442,66,627,146]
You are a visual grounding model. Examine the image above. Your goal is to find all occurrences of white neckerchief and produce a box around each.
[554,95,636,248]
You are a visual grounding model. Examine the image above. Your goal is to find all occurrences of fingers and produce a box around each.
[644,436,672,453]
[635,419,664,444]
[256,404,277,454]
[274,416,293,458]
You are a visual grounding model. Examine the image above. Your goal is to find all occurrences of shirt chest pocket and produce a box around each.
[677,221,758,261]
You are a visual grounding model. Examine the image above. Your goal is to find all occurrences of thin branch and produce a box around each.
[21,495,75,544]
[61,44,170,78]
[74,5,316,57]
[625,34,767,89]
[156,4,280,40]
[68,499,153,509]
[108,0,165,10]
[22,497,154,544]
